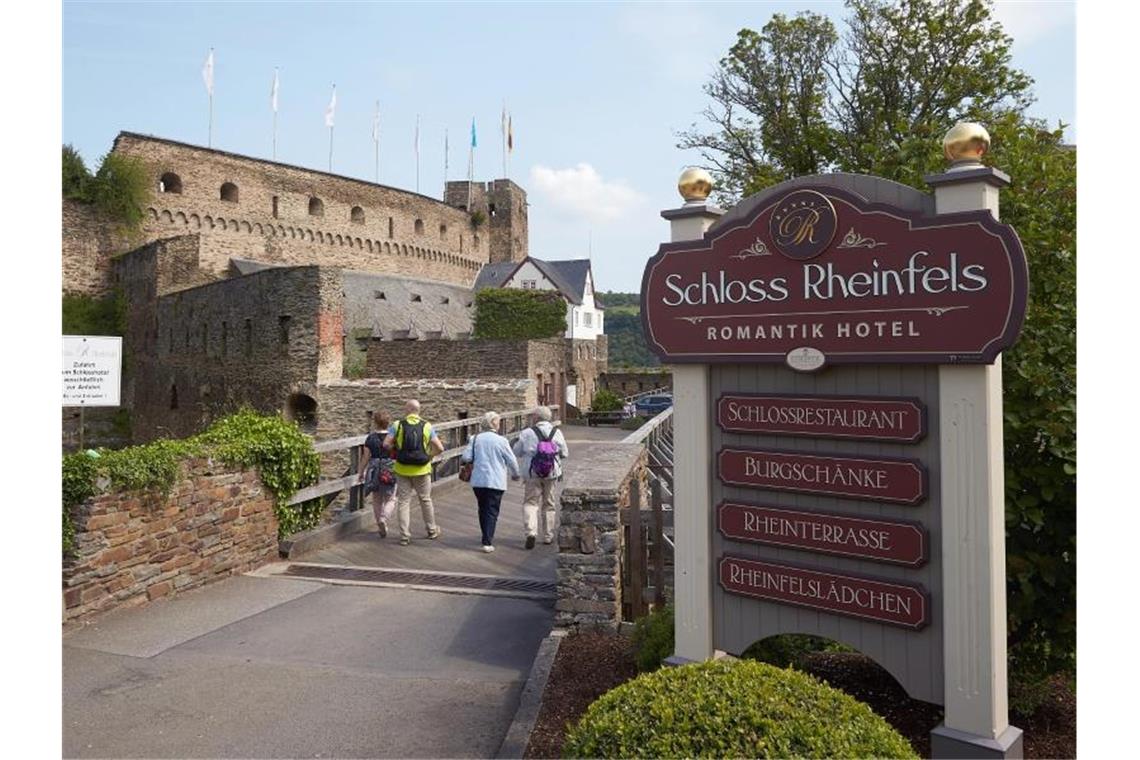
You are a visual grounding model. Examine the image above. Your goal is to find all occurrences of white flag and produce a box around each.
[202,49,214,96]
[372,100,380,143]
[271,68,279,113]
[324,85,336,128]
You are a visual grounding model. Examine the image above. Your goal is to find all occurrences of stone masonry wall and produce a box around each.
[63,459,278,623]
[109,132,515,288]
[600,369,673,398]
[556,443,647,627]
[366,338,532,379]
[62,199,134,296]
[122,263,343,441]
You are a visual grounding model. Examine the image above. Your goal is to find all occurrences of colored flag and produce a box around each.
[470,117,477,148]
[324,85,336,128]
[271,68,279,113]
[202,49,214,96]
[372,100,380,143]
[508,114,513,152]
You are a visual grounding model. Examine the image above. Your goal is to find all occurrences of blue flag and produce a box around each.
[470,118,477,148]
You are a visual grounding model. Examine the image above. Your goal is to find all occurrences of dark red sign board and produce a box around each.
[640,185,1028,366]
[717,393,926,442]
[719,555,930,629]
[718,447,927,505]
[718,502,928,567]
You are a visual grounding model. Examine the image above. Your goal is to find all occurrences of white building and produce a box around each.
[474,257,605,340]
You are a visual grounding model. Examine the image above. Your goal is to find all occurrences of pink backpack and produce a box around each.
[530,425,559,479]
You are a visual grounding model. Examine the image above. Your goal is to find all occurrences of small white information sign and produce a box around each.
[63,335,122,407]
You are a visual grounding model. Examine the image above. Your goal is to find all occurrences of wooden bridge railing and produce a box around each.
[286,406,560,508]
[619,406,674,619]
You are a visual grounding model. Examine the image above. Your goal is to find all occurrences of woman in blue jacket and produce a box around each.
[461,412,521,553]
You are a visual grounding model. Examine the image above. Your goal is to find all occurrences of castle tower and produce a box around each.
[444,179,528,264]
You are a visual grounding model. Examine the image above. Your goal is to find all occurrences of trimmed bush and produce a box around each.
[590,388,623,412]
[743,633,853,668]
[632,604,674,672]
[472,289,566,339]
[563,659,917,759]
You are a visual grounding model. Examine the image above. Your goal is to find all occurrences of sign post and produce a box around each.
[63,335,123,450]
[646,125,1025,758]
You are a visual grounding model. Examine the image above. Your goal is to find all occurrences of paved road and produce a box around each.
[62,423,630,759]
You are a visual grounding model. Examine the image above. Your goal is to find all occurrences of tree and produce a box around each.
[680,0,1075,678]
[679,0,1034,200]
[62,144,93,201]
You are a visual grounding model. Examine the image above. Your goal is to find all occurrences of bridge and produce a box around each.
[63,405,672,758]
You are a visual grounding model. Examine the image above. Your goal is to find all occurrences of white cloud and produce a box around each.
[529,163,646,224]
[992,1,1074,47]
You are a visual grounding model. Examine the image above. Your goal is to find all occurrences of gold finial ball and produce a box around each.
[943,122,991,163]
[678,167,714,202]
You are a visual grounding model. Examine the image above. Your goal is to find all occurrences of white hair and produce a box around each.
[480,411,501,431]
[535,405,553,422]
[404,399,421,414]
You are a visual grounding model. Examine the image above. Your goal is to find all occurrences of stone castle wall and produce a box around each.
[600,369,672,398]
[91,133,526,294]
[63,459,278,623]
[117,254,344,441]
[62,200,134,296]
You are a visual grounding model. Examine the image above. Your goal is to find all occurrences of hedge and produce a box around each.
[563,659,917,759]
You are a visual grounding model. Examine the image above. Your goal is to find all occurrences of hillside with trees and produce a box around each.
[600,292,659,368]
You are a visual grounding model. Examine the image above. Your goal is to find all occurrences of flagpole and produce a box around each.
[272,67,278,160]
[443,128,449,196]
[374,100,380,183]
[329,125,334,172]
[206,48,214,148]
[501,101,507,179]
[415,114,421,194]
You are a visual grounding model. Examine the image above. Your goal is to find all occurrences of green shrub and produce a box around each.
[619,415,648,431]
[632,604,674,672]
[590,388,622,412]
[62,409,321,554]
[62,292,127,336]
[63,144,93,201]
[90,152,151,233]
[563,659,917,759]
[743,633,853,669]
[472,289,566,339]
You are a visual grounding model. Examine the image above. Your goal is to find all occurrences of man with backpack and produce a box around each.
[383,399,446,546]
[513,405,569,549]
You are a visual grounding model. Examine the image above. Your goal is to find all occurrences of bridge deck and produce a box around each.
[301,424,630,578]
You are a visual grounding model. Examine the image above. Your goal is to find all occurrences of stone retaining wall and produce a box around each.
[555,443,647,627]
[63,458,278,623]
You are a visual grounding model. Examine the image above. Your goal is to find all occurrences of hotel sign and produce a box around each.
[640,185,1028,367]
[718,502,928,567]
[717,393,925,442]
[718,447,927,505]
[719,556,930,630]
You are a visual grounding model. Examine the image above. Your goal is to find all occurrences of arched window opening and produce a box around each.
[309,196,324,216]
[440,223,447,239]
[351,206,365,224]
[388,217,394,238]
[159,172,182,194]
[220,182,239,203]
[272,196,279,218]
[414,219,425,235]
[474,234,481,249]
[285,393,318,434]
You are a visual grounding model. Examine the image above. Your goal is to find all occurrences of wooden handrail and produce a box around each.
[287,405,561,507]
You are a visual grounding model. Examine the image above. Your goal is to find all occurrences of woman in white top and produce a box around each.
[460,411,521,552]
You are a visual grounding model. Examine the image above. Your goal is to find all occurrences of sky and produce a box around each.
[62,1,1074,294]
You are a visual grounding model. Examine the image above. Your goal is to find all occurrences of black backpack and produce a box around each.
[396,418,430,466]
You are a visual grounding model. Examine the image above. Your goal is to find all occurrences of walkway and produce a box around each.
[62,423,629,759]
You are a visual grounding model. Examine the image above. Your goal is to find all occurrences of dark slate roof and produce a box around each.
[541,259,592,303]
[528,258,582,305]
[229,258,281,276]
[473,261,519,291]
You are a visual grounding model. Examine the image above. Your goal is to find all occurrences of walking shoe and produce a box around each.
[525,535,536,550]
[378,521,387,538]
[399,536,410,546]
[543,538,553,545]
[482,545,495,553]
[427,526,441,540]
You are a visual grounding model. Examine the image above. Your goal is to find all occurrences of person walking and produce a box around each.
[513,405,569,549]
[361,410,397,538]
[460,412,520,553]
[383,399,445,546]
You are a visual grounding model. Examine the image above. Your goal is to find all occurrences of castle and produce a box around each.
[63,132,606,449]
